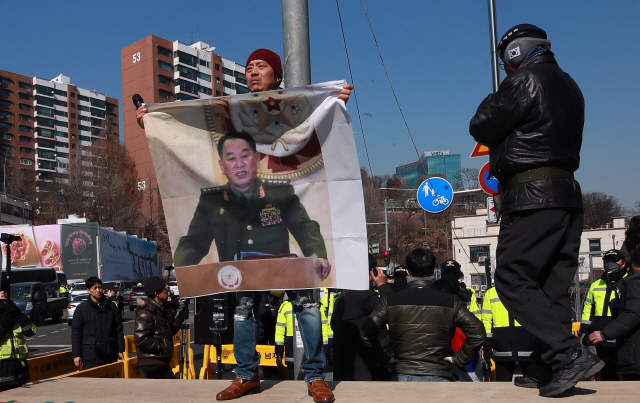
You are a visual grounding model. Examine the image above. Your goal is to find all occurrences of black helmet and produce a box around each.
[498,24,549,67]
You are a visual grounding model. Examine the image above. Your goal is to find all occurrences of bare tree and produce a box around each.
[460,167,480,190]
[583,192,625,229]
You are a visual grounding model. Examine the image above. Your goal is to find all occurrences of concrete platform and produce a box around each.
[0,378,632,403]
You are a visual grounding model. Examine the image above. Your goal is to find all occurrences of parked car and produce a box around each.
[10,282,68,326]
[168,281,179,296]
[69,283,89,299]
[67,294,90,326]
[103,281,133,304]
[128,286,147,311]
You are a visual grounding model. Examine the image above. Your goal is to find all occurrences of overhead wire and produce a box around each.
[335,0,484,276]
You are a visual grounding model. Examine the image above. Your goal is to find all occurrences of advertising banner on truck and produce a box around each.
[99,228,158,281]
[60,222,98,279]
[1,225,63,271]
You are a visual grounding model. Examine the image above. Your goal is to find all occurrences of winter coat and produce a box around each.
[363,277,485,378]
[602,270,640,375]
[470,53,584,216]
[71,297,125,366]
[134,297,181,367]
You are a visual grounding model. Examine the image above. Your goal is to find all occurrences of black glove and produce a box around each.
[483,347,494,366]
[275,355,283,369]
[176,305,189,321]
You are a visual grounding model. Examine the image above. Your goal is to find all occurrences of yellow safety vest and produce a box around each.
[0,322,37,360]
[581,275,626,325]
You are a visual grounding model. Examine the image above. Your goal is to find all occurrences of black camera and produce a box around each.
[0,233,22,244]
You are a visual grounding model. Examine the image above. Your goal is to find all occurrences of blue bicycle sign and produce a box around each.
[416,177,454,213]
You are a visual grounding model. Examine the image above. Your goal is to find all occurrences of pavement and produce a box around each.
[0,378,633,403]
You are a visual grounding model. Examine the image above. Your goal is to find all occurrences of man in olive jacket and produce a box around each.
[71,277,124,370]
[362,248,485,381]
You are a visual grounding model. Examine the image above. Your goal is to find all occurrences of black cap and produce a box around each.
[498,24,547,57]
[602,249,625,262]
[144,276,167,297]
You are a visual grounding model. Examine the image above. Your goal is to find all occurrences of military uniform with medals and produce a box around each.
[173,179,327,266]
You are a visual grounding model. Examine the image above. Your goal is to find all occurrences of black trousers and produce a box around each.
[141,363,177,379]
[495,360,534,382]
[495,208,583,371]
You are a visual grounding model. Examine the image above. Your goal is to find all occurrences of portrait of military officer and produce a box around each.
[173,131,331,279]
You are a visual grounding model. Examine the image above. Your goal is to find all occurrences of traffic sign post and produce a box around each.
[479,161,499,195]
[487,197,497,223]
[416,177,454,214]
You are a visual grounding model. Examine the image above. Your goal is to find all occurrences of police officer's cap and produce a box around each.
[497,24,547,58]
[602,249,624,262]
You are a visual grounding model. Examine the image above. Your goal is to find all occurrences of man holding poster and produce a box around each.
[137,49,351,402]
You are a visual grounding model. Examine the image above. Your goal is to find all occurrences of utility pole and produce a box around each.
[487,0,500,93]
[282,0,311,88]
[282,0,311,380]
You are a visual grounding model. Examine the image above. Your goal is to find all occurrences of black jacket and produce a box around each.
[602,271,640,374]
[331,283,394,381]
[470,53,584,216]
[134,297,181,366]
[363,277,485,378]
[71,297,125,365]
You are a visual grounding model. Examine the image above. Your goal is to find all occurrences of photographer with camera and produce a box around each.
[134,276,189,379]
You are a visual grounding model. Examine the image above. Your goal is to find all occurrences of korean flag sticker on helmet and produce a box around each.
[508,46,521,59]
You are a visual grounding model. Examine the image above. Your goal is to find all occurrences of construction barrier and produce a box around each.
[28,350,76,383]
[199,344,281,380]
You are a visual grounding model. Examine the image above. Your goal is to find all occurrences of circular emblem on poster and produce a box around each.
[217,265,242,290]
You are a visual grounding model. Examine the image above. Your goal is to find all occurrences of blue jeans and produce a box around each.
[393,374,450,382]
[233,290,325,382]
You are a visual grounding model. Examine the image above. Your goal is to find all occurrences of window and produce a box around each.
[175,64,198,81]
[70,113,75,118]
[1,100,11,107]
[71,123,76,129]
[158,75,172,85]
[90,98,105,108]
[37,138,55,148]
[19,125,31,132]
[19,103,30,111]
[470,274,487,287]
[177,93,198,101]
[0,122,10,129]
[54,99,67,107]
[0,144,11,151]
[54,89,67,97]
[19,114,31,122]
[91,108,105,118]
[20,135,31,143]
[20,158,32,165]
[78,94,90,102]
[223,80,233,89]
[200,86,212,95]
[158,60,171,71]
[91,128,101,136]
[175,50,197,67]
[70,92,75,98]
[215,90,221,96]
[2,134,11,140]
[18,93,30,100]
[36,106,54,117]
[199,72,211,82]
[79,105,90,112]
[157,46,171,57]
[177,79,198,95]
[589,239,601,252]
[20,147,31,154]
[35,85,53,95]
[0,89,10,96]
[79,135,90,142]
[38,160,56,170]
[108,113,117,119]
[18,82,30,90]
[55,131,67,138]
[79,125,90,131]
[106,102,116,111]
[55,119,67,127]
[236,85,249,94]
[35,96,54,106]
[79,115,89,121]
[91,118,102,126]
[24,209,32,220]
[54,110,68,117]
[222,67,233,76]
[0,111,11,118]
[37,128,54,138]
[216,77,221,84]
[71,102,75,108]
[469,245,490,263]
[38,149,56,159]
[159,89,172,99]
[0,78,10,85]
[215,63,220,71]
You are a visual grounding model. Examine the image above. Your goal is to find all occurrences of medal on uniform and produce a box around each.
[260,203,282,226]
[219,208,225,215]
[223,190,229,201]
[259,185,265,198]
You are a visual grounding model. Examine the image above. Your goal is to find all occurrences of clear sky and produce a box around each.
[2,0,638,209]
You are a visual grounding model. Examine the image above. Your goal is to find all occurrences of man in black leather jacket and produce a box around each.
[470,24,602,396]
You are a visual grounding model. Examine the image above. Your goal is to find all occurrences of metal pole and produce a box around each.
[423,211,428,248]
[282,0,311,88]
[282,0,311,380]
[574,267,581,321]
[385,199,389,252]
[487,0,500,93]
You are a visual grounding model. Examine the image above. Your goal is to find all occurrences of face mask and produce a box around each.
[604,261,622,274]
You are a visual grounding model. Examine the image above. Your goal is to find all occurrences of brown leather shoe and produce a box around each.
[307,380,335,403]
[216,377,260,401]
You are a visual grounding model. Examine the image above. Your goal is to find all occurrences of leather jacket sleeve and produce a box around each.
[451,298,486,367]
[470,73,530,147]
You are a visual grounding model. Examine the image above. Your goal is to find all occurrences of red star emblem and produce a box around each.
[262,96,283,113]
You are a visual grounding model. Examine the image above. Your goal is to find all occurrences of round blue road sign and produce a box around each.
[416,177,454,213]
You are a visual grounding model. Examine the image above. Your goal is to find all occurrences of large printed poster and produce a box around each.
[0,225,63,271]
[60,222,98,279]
[99,228,158,281]
[144,81,368,294]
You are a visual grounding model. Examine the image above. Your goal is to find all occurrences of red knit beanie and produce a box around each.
[246,49,283,79]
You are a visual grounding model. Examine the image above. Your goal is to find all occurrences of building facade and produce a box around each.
[0,192,33,226]
[394,150,461,188]
[450,208,627,297]
[0,70,119,191]
[121,35,249,195]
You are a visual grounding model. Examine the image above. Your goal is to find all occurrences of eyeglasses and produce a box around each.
[498,61,505,71]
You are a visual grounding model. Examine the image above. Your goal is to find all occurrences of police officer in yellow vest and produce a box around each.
[581,249,627,381]
[0,286,36,391]
[481,285,538,383]
[275,299,295,380]
[320,288,337,364]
